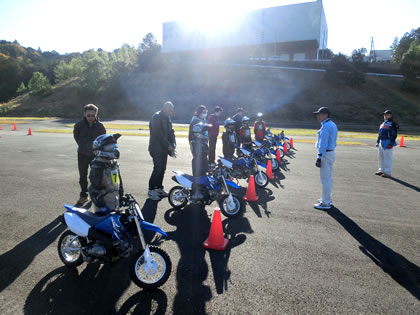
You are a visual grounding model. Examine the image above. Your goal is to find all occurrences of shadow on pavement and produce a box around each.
[24,259,154,314]
[164,205,212,314]
[326,206,420,300]
[238,187,275,218]
[208,216,254,294]
[269,170,285,189]
[0,216,65,292]
[389,177,420,192]
[116,289,168,315]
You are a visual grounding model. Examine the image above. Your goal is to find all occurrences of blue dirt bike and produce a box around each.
[168,167,244,217]
[58,193,172,289]
[251,140,281,171]
[218,148,269,188]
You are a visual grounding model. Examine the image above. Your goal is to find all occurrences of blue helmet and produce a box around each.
[192,122,212,141]
[92,133,121,159]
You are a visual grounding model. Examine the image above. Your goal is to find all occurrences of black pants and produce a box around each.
[208,136,218,164]
[148,152,168,190]
[78,152,94,197]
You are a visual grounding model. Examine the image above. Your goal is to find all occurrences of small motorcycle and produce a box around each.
[218,148,269,188]
[168,167,244,217]
[252,140,281,171]
[58,193,172,289]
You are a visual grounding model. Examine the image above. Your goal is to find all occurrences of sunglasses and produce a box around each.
[86,114,97,118]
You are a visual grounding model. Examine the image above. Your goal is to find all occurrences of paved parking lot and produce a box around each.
[0,122,419,314]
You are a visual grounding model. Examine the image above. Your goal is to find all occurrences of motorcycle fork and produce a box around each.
[133,215,147,250]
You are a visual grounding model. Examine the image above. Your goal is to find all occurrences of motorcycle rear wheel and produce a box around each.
[57,230,85,267]
[130,246,172,289]
[219,193,243,217]
[168,186,188,209]
[254,171,269,188]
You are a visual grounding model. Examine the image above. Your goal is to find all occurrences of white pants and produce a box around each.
[320,151,335,205]
[378,145,393,175]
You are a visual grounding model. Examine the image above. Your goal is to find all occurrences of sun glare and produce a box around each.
[179,3,245,35]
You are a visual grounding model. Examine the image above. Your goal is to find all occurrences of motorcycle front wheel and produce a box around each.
[219,193,243,217]
[130,246,172,290]
[168,186,188,209]
[254,171,269,188]
[271,158,280,171]
[57,230,85,267]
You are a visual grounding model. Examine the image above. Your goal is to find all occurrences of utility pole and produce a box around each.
[369,36,376,63]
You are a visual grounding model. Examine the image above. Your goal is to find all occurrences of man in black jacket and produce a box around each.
[73,104,106,204]
[148,101,176,201]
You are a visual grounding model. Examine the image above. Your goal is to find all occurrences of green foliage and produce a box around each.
[16,82,27,94]
[28,72,52,95]
[400,40,420,80]
[138,33,162,71]
[326,53,365,86]
[54,57,83,82]
[391,28,420,64]
[351,48,367,65]
[400,40,420,93]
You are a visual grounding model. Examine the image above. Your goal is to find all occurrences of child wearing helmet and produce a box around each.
[89,133,124,215]
[254,113,266,141]
[239,116,252,150]
[222,118,237,159]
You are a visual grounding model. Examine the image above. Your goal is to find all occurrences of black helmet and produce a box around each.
[192,122,211,141]
[92,133,121,160]
[241,116,250,126]
[224,118,236,133]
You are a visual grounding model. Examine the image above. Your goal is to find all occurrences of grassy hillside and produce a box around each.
[1,63,419,128]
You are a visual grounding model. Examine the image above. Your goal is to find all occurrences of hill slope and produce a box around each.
[1,64,419,127]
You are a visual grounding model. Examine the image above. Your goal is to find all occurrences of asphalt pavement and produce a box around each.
[0,122,419,314]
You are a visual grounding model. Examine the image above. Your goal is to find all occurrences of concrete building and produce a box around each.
[162,0,328,61]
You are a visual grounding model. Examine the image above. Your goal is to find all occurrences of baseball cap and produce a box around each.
[383,109,392,115]
[313,107,330,114]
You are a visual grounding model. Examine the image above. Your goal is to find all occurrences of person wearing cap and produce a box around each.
[376,110,399,178]
[207,106,223,165]
[313,107,338,210]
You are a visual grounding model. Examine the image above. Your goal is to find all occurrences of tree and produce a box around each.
[351,48,367,65]
[391,28,420,63]
[139,33,160,51]
[28,71,52,95]
[16,82,27,94]
[138,33,162,71]
[400,40,420,92]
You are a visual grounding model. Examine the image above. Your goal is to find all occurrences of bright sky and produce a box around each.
[0,0,419,55]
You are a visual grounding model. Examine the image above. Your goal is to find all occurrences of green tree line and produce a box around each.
[0,33,161,101]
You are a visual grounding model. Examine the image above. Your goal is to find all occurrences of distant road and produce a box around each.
[203,62,404,78]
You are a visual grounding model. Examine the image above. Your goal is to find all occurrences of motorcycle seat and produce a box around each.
[64,205,111,226]
[182,174,210,185]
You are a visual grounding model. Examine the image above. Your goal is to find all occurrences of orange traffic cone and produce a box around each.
[290,138,294,149]
[283,142,288,155]
[276,149,282,163]
[266,160,273,180]
[243,175,259,202]
[27,128,32,135]
[202,208,229,251]
[12,122,17,131]
[399,135,405,147]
